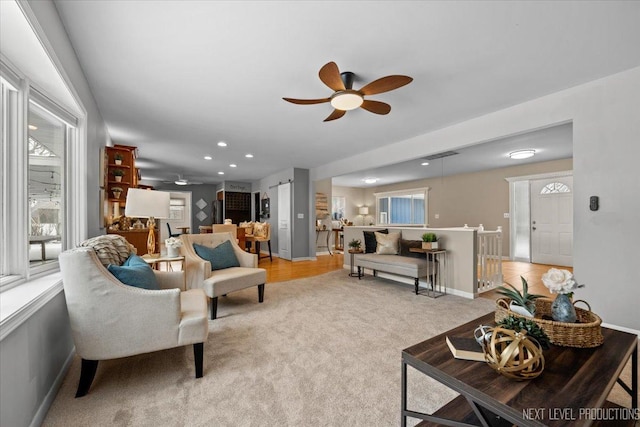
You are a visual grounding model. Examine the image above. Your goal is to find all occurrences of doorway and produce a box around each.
[530,177,573,267]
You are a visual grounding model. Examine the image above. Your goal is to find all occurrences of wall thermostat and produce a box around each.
[589,196,599,211]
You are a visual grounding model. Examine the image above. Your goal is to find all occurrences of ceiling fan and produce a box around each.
[283,61,413,122]
[164,174,203,186]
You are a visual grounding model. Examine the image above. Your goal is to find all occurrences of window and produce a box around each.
[331,196,345,220]
[375,188,428,226]
[540,182,571,194]
[1,62,80,288]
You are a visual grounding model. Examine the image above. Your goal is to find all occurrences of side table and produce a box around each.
[409,248,447,298]
[348,249,363,277]
[142,254,186,290]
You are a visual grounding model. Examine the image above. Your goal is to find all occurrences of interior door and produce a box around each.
[161,191,192,241]
[530,177,573,267]
[277,183,291,260]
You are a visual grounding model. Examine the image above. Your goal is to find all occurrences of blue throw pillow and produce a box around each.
[108,254,159,290]
[193,240,240,271]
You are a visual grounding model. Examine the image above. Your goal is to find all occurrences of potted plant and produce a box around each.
[111,186,123,199]
[496,276,544,317]
[113,152,124,165]
[112,168,125,182]
[165,237,183,258]
[497,315,550,349]
[421,232,438,249]
[348,238,362,252]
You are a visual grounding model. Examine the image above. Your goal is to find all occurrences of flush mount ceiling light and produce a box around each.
[509,149,536,160]
[362,178,378,184]
[217,142,227,147]
[421,162,429,166]
[204,155,212,160]
[175,180,188,186]
[245,154,254,158]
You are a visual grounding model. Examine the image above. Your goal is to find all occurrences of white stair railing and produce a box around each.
[476,226,503,293]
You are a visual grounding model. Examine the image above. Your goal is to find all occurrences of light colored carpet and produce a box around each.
[43,270,636,427]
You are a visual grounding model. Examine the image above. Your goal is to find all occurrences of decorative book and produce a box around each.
[446,336,486,362]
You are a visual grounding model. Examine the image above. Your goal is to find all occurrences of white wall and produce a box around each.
[313,66,640,331]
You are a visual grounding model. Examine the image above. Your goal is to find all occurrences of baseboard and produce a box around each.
[601,322,640,338]
[358,269,475,300]
[30,347,75,427]
[291,257,316,262]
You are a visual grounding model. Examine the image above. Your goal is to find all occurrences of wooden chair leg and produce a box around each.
[256,241,261,259]
[258,284,264,303]
[210,297,218,320]
[193,343,204,378]
[267,241,272,261]
[76,359,99,398]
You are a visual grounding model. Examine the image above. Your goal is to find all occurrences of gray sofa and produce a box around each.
[355,253,435,294]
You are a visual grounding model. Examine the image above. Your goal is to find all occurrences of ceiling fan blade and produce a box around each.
[318,61,345,91]
[360,100,391,115]
[359,75,413,95]
[283,97,331,105]
[323,109,346,122]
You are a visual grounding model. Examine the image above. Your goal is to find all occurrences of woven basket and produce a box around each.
[495,298,604,348]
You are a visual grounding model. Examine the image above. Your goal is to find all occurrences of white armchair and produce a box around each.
[59,247,209,397]
[180,232,267,320]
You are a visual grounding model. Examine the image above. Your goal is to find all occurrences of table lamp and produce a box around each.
[358,206,369,225]
[125,188,170,256]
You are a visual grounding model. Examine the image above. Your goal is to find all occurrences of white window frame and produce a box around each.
[0,58,86,292]
[373,187,430,227]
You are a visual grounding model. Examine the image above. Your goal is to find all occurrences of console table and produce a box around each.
[402,312,638,426]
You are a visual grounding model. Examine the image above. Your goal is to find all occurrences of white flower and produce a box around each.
[541,268,583,294]
[165,237,183,248]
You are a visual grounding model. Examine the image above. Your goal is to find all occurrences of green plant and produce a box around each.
[497,315,550,349]
[496,276,544,316]
[348,238,361,249]
[422,232,437,242]
[113,152,124,161]
[112,168,125,176]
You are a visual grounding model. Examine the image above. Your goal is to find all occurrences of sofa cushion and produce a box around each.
[363,229,388,253]
[193,240,240,271]
[375,231,400,255]
[202,267,267,297]
[107,254,159,290]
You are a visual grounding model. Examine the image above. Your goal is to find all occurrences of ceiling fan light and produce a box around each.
[330,91,363,111]
[175,180,188,186]
[509,149,536,160]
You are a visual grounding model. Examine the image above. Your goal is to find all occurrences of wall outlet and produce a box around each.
[297,213,304,219]
[503,213,510,218]
[434,214,440,219]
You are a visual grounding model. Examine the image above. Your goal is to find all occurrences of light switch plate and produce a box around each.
[504,213,510,218]
[297,213,304,219]
[434,214,440,219]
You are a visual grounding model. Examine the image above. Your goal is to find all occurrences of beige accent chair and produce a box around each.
[245,222,272,262]
[59,247,209,397]
[180,232,267,320]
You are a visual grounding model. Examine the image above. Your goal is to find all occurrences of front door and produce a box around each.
[530,177,573,267]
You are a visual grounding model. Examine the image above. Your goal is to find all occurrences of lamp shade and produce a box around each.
[124,188,170,218]
[359,206,369,215]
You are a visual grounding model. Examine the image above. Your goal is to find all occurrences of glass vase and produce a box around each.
[551,293,577,323]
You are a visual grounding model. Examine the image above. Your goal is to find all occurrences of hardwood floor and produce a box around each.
[258,253,571,301]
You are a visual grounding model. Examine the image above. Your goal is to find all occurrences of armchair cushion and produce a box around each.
[107,254,160,290]
[193,240,240,271]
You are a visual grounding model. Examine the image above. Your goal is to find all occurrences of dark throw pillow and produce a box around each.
[193,240,240,271]
[108,254,159,290]
[399,239,425,259]
[363,229,388,253]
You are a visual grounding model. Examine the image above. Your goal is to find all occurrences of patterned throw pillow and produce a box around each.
[253,222,268,238]
[375,231,401,255]
[239,221,254,235]
[79,234,136,266]
[363,229,388,253]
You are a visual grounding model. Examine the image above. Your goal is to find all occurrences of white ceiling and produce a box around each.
[51,1,640,186]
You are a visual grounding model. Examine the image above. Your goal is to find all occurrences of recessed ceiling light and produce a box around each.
[509,149,536,160]
[421,162,429,166]
[204,155,212,160]
[245,154,253,158]
[28,124,38,130]
[217,142,227,147]
[218,171,224,175]
[362,178,378,184]
[229,164,237,168]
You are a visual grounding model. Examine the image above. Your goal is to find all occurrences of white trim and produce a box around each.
[0,272,63,340]
[601,322,640,338]
[292,257,316,262]
[505,169,573,183]
[373,186,430,197]
[29,347,75,427]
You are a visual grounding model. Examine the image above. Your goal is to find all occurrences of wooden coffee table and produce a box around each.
[401,312,638,426]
